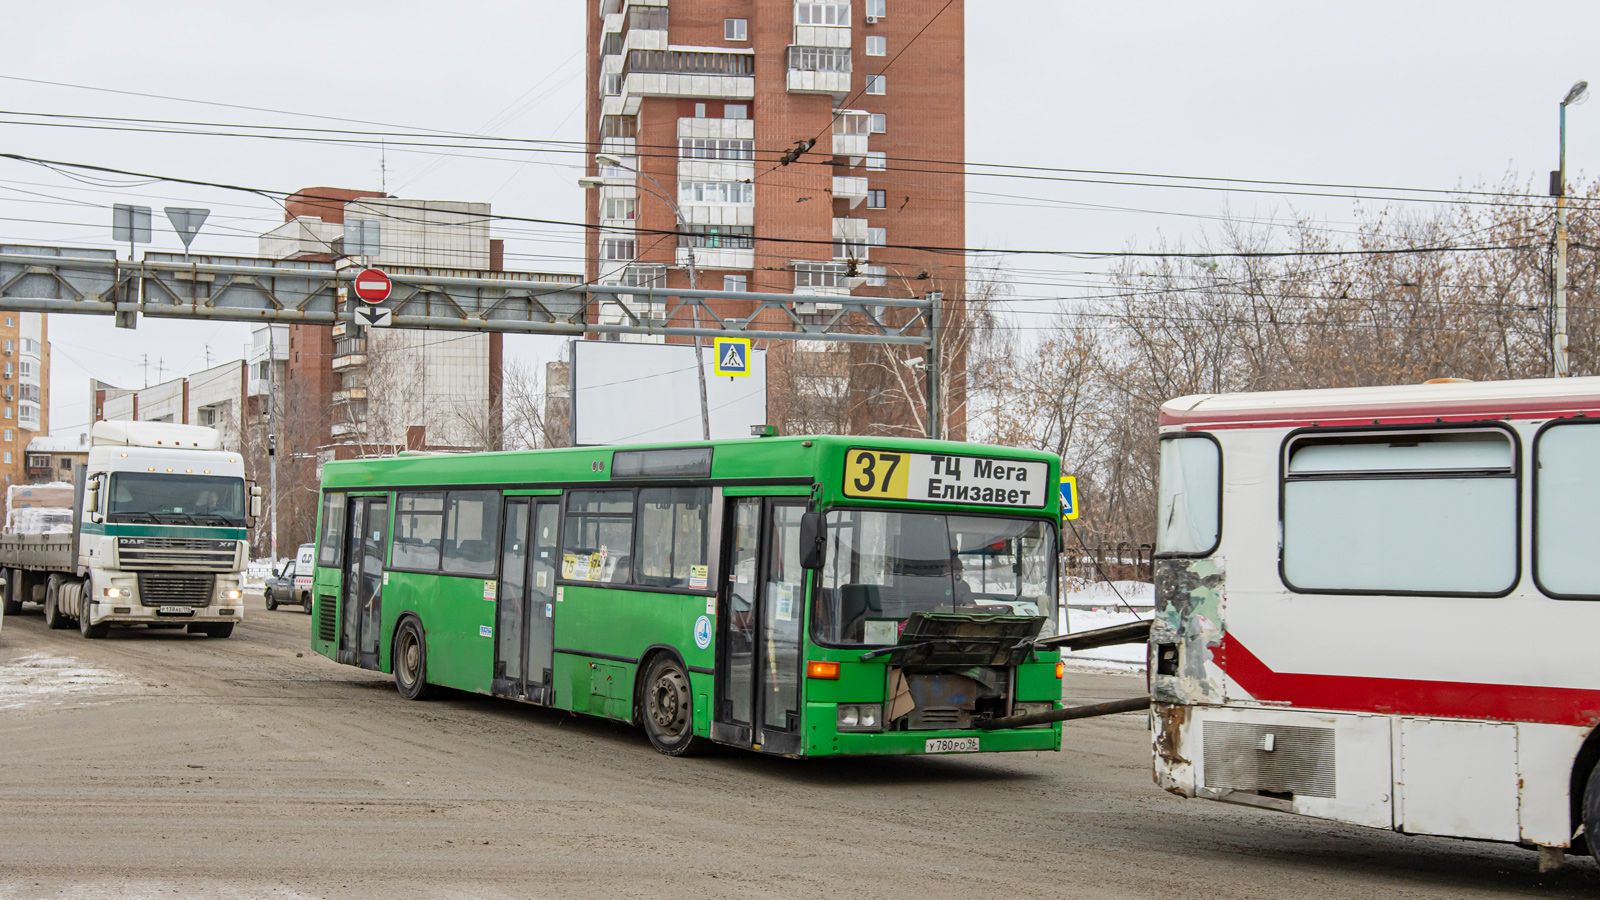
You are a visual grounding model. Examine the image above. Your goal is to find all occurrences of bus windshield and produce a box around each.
[108,472,246,526]
[813,509,1056,645]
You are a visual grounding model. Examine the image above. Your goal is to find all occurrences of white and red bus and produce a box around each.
[1150,376,1600,865]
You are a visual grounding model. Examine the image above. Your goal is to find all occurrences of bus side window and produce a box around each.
[1535,422,1600,598]
[1156,435,1221,556]
[317,492,347,568]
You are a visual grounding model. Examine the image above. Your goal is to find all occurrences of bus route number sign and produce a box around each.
[843,449,1049,509]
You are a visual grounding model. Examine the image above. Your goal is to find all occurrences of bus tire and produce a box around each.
[1583,762,1600,867]
[640,654,709,757]
[393,618,435,701]
[43,576,70,629]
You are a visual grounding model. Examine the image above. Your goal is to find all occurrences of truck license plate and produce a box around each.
[925,737,979,754]
[157,606,194,616]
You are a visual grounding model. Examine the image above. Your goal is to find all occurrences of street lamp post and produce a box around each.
[1554,79,1589,377]
[586,154,712,440]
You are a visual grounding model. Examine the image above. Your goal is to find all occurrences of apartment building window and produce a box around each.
[3,341,12,355]
[20,361,33,380]
[18,384,38,402]
[628,6,667,29]
[680,137,755,161]
[864,264,887,286]
[725,17,747,40]
[794,262,850,289]
[724,275,748,292]
[27,454,47,469]
[866,151,887,170]
[600,115,637,138]
[796,2,851,26]
[5,408,12,420]
[17,406,35,427]
[695,103,706,117]
[725,104,747,120]
[788,46,851,73]
[865,74,886,95]
[866,189,886,209]
[4,453,11,465]
[865,0,886,16]
[681,225,755,249]
[833,237,868,259]
[868,227,887,248]
[4,363,12,379]
[603,198,637,220]
[2,386,11,402]
[601,73,624,96]
[869,113,886,133]
[601,31,623,57]
[679,181,754,204]
[2,430,10,442]
[865,35,886,56]
[833,112,871,136]
[601,238,637,261]
[3,318,11,328]
[20,339,38,355]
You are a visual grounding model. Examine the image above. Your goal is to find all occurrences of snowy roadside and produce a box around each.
[1058,581,1154,671]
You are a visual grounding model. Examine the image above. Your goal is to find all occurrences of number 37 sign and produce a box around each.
[842,448,1049,510]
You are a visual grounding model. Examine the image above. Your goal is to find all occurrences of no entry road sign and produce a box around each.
[353,267,392,304]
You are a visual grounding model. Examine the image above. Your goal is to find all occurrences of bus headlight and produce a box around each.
[837,704,883,732]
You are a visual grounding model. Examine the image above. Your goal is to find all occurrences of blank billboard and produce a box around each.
[570,340,767,445]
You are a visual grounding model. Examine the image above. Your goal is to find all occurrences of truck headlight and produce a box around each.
[837,704,883,732]
[224,589,242,601]
[103,587,127,599]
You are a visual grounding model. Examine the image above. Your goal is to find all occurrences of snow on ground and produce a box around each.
[1058,581,1154,669]
[0,653,133,711]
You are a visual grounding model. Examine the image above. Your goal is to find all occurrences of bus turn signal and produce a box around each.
[807,661,840,680]
[1055,662,1065,679]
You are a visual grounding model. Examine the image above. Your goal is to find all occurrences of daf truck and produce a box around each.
[0,420,260,639]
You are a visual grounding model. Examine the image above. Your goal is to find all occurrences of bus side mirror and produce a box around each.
[800,512,825,570]
[249,484,263,519]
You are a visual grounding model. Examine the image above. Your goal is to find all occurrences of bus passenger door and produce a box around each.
[339,496,388,671]
[523,501,559,704]
[714,498,805,753]
[494,499,531,698]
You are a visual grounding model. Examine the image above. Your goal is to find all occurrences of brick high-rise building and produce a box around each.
[0,312,50,485]
[584,0,966,438]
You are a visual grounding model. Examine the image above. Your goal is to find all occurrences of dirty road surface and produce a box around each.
[0,598,1590,899]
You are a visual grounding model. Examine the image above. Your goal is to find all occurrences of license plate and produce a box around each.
[925,737,979,754]
[157,606,195,616]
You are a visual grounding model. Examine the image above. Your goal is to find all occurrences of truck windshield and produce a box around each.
[108,473,246,526]
[813,509,1056,645]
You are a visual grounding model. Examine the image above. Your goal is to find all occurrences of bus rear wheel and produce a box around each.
[393,618,435,701]
[641,655,708,757]
[1583,763,1600,867]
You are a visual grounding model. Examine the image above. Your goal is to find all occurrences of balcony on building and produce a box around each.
[331,387,368,404]
[331,336,367,371]
[833,175,868,208]
[619,48,755,114]
[832,110,871,161]
[786,45,852,98]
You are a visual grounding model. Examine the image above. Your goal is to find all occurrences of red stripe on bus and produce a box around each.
[1216,634,1600,727]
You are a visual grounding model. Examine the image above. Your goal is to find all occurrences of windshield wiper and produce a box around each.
[110,511,159,524]
[153,512,200,525]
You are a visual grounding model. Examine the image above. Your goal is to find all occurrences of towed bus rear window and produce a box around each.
[1156,435,1221,556]
[1281,428,1516,595]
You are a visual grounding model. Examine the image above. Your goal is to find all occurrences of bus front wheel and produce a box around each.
[640,655,708,757]
[393,618,435,701]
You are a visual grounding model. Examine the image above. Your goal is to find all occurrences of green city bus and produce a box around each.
[310,434,1066,758]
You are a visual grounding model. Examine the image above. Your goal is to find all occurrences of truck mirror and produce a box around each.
[85,482,102,524]
[800,512,825,570]
[250,495,263,519]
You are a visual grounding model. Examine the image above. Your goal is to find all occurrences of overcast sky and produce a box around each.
[0,1,1594,436]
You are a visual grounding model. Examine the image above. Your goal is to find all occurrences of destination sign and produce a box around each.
[842,449,1049,509]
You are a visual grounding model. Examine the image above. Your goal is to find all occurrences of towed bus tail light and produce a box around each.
[806,661,840,680]
[1055,662,1065,679]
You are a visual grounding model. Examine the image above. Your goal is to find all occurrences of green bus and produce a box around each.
[310,434,1065,758]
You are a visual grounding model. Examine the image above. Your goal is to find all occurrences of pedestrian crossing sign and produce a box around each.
[713,337,751,377]
[1059,476,1080,520]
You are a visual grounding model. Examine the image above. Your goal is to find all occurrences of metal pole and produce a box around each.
[1555,101,1570,377]
[267,326,278,564]
[925,291,942,439]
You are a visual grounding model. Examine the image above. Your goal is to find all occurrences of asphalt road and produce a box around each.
[0,596,1592,899]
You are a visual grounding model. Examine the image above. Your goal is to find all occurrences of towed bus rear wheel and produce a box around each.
[393,619,435,701]
[641,655,708,757]
[1583,763,1600,867]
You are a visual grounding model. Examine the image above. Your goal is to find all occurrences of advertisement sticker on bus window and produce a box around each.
[556,586,565,603]
[482,580,496,602]
[586,552,603,581]
[479,625,492,638]
[536,570,548,588]
[545,603,553,618]
[383,571,389,585]
[561,553,577,580]
[843,449,1049,508]
[689,564,709,590]
[775,584,794,621]
[706,597,715,616]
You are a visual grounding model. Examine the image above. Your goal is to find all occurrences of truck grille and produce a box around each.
[137,572,216,607]
[118,537,238,572]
